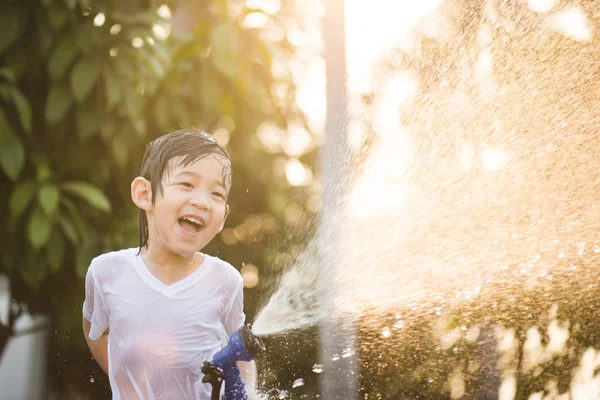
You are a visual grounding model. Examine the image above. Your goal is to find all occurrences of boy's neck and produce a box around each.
[141,244,204,285]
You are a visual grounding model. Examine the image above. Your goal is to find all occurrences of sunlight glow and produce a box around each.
[132,37,144,48]
[528,0,557,13]
[481,147,509,171]
[257,122,284,153]
[110,24,122,35]
[212,128,231,147]
[242,12,270,29]
[283,123,313,157]
[157,4,172,19]
[285,159,311,186]
[241,264,260,288]
[245,0,281,15]
[153,23,171,40]
[549,8,593,42]
[93,13,105,27]
[346,0,443,94]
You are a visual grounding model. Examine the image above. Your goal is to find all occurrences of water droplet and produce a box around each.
[331,354,340,361]
[90,377,95,383]
[292,378,304,388]
[277,389,288,399]
[393,320,405,329]
[312,364,324,373]
[381,327,391,338]
[342,348,354,358]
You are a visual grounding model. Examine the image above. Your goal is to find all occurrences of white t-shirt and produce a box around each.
[83,248,246,400]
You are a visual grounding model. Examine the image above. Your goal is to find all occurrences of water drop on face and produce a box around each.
[312,364,324,373]
[292,378,305,388]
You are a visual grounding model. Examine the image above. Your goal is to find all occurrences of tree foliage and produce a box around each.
[0,0,319,395]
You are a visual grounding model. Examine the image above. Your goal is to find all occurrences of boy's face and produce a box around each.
[147,155,229,258]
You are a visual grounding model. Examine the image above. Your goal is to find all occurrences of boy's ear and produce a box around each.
[131,177,153,211]
[219,204,230,231]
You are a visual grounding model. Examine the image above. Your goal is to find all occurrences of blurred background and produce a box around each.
[2,0,600,399]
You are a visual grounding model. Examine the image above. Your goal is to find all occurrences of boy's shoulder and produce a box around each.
[205,254,243,283]
[88,248,138,276]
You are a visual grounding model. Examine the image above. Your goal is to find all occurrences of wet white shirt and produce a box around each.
[83,248,245,400]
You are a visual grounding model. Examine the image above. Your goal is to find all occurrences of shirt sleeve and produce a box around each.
[82,260,109,340]
[223,279,246,337]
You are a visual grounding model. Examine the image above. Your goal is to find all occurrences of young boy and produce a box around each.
[82,129,255,399]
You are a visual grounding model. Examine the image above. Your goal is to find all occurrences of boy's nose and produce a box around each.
[189,192,211,209]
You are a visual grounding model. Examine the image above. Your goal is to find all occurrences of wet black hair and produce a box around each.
[137,129,231,251]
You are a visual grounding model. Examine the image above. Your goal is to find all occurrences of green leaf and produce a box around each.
[71,56,100,102]
[9,180,38,219]
[103,67,122,111]
[60,181,111,212]
[48,32,79,80]
[77,23,101,52]
[113,55,135,79]
[0,107,13,143]
[35,7,55,56]
[76,246,94,278]
[0,114,25,180]
[46,230,65,273]
[64,0,77,10]
[38,184,60,216]
[0,5,25,55]
[125,90,143,122]
[59,216,78,244]
[9,88,32,133]
[28,206,52,250]
[0,68,16,83]
[76,23,93,51]
[76,101,100,141]
[36,161,53,181]
[45,84,73,124]
[20,252,47,291]
[210,23,239,79]
[47,2,68,30]
[110,133,129,168]
[61,196,88,245]
[213,0,230,18]
[112,10,163,25]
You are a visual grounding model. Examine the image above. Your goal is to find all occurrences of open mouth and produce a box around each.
[178,216,204,234]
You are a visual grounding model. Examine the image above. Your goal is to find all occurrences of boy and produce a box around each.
[82,129,256,399]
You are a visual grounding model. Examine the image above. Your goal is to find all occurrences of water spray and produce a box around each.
[202,324,266,400]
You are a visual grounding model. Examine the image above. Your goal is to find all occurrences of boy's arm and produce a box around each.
[82,316,110,374]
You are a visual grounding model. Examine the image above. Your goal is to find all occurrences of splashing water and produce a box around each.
[254,0,600,397]
[252,240,324,336]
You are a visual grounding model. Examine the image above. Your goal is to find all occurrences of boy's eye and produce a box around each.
[179,182,193,188]
[212,192,225,199]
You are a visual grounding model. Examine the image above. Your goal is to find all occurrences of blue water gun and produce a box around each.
[202,324,265,400]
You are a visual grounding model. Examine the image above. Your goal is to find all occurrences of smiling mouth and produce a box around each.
[178,217,204,234]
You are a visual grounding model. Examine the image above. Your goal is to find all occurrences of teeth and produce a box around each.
[182,216,203,226]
